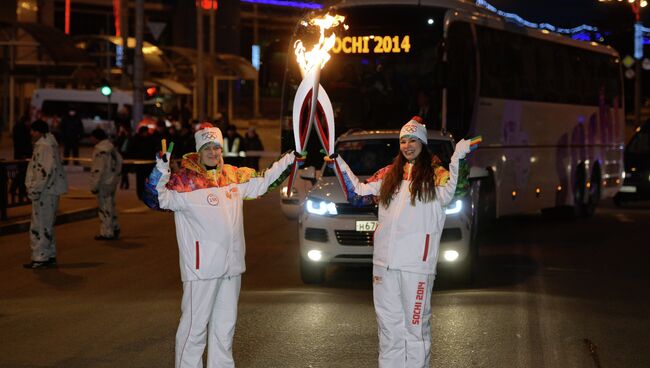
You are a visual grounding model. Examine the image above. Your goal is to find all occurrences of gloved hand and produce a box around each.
[156,151,171,174]
[452,139,471,161]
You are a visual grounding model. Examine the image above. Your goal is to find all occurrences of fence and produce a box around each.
[0,160,31,220]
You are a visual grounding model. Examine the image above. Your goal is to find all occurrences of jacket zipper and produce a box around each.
[195,241,200,269]
[422,234,430,262]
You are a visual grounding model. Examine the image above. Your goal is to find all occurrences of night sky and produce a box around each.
[482,0,649,56]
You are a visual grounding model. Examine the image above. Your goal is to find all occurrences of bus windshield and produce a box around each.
[284,6,446,131]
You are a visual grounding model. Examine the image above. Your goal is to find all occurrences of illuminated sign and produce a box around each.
[331,35,411,54]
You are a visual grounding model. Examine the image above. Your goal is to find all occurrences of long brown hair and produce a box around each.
[378,145,436,207]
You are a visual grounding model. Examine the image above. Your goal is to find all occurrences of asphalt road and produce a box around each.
[1,191,649,368]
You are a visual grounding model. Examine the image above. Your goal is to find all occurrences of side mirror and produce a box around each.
[299,166,317,185]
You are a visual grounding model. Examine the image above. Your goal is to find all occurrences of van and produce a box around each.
[31,88,138,136]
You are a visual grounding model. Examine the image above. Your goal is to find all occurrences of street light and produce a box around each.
[100,79,113,126]
[599,0,648,126]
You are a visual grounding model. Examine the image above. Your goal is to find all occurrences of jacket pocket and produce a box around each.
[195,241,200,269]
[422,234,430,262]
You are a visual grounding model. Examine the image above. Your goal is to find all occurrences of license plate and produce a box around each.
[356,221,378,232]
[620,185,637,193]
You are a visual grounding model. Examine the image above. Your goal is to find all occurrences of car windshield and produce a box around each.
[322,138,453,177]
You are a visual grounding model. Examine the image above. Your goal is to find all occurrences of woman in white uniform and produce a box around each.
[145,126,299,368]
[328,116,471,368]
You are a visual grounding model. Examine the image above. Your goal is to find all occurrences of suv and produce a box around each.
[280,130,477,284]
[615,122,650,205]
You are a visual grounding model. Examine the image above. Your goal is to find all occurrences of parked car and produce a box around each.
[615,122,650,205]
[280,129,481,284]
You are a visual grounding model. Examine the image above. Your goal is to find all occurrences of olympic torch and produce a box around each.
[286,13,347,198]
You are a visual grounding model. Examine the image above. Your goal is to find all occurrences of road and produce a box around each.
[1,188,649,368]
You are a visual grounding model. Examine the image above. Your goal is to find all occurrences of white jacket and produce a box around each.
[155,152,295,281]
[26,133,68,199]
[335,155,460,275]
[90,139,123,194]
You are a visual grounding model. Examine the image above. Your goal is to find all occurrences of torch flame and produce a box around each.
[294,14,346,77]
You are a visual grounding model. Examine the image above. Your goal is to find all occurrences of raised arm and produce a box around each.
[334,155,383,197]
[239,151,296,199]
[436,139,471,206]
[143,152,186,211]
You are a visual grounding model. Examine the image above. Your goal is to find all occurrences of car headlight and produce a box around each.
[306,198,338,215]
[443,250,459,262]
[445,199,463,215]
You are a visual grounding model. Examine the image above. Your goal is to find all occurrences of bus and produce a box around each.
[280,0,624,224]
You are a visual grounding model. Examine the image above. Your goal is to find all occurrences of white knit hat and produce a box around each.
[195,127,224,152]
[399,116,427,143]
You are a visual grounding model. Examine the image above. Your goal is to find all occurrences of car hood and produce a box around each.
[308,176,370,203]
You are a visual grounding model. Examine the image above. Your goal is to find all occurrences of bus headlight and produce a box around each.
[306,198,338,215]
[443,250,459,262]
[307,250,322,261]
[445,199,463,215]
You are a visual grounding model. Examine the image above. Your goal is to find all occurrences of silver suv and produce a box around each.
[280,129,478,284]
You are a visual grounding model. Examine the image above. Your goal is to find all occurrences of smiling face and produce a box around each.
[400,136,423,162]
[199,143,222,167]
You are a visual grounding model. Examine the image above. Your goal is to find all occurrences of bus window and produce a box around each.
[446,22,476,139]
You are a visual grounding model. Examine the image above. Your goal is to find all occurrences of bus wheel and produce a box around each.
[300,256,325,284]
[582,165,601,217]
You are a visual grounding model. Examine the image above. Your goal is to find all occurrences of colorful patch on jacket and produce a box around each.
[143,152,293,210]
[342,155,470,207]
[165,153,258,193]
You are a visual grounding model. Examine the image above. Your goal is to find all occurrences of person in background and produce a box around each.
[24,120,68,269]
[114,122,132,190]
[11,114,32,203]
[90,128,123,240]
[143,126,300,368]
[326,116,471,368]
[223,124,245,167]
[129,125,157,200]
[244,127,264,171]
[59,108,84,165]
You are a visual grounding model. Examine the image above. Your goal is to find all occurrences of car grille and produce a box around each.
[305,228,328,242]
[335,230,374,246]
[335,203,378,216]
[334,228,462,246]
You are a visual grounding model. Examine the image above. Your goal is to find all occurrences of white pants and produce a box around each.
[176,276,241,368]
[97,191,119,237]
[29,193,59,262]
[373,265,436,368]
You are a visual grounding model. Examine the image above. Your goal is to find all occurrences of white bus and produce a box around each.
[280,0,624,224]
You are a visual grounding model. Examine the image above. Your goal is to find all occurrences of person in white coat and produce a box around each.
[24,120,68,269]
[90,128,123,240]
[327,116,471,368]
[144,126,299,368]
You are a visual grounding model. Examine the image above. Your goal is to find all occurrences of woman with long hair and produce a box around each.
[328,116,471,368]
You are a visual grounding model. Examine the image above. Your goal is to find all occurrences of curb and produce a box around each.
[0,207,98,236]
